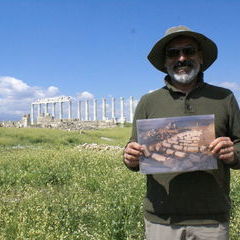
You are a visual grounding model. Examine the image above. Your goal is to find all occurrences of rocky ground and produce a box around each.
[75,143,123,152]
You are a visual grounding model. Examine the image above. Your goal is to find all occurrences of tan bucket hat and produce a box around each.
[147,25,218,73]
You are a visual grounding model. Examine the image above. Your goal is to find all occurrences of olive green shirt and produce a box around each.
[129,77,240,225]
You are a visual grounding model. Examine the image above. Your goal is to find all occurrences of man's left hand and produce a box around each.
[209,137,235,164]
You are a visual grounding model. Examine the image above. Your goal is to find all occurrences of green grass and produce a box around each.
[0,127,239,239]
[0,148,145,240]
[0,127,131,147]
[0,126,145,240]
[230,170,240,239]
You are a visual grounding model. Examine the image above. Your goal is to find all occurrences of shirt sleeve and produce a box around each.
[228,93,240,169]
[129,95,148,142]
[124,95,148,172]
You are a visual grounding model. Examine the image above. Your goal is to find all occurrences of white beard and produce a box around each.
[168,64,200,84]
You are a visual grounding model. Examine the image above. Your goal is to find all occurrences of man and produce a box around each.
[123,26,240,240]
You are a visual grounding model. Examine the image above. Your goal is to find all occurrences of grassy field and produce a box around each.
[0,127,239,239]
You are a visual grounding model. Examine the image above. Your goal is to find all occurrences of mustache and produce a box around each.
[174,60,194,69]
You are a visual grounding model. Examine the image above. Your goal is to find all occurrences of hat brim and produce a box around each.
[147,31,218,73]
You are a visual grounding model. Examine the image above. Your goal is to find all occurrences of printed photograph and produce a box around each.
[137,114,218,174]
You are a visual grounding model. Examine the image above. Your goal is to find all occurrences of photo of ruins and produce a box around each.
[137,114,218,174]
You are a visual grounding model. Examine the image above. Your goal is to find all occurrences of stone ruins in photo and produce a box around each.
[138,119,217,173]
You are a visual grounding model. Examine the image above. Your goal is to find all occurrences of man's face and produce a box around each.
[164,36,203,84]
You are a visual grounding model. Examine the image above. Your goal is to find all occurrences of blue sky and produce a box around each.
[0,0,240,120]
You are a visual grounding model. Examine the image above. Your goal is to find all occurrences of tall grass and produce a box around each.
[230,170,240,239]
[0,147,145,239]
[0,127,131,147]
[0,127,239,239]
[0,127,146,239]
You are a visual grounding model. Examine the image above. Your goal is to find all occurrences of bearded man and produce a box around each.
[123,26,240,240]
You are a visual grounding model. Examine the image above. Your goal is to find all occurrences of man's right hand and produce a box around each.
[123,142,143,168]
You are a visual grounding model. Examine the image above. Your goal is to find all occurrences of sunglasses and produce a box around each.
[166,46,199,58]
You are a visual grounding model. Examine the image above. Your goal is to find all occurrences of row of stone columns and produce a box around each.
[76,97,132,122]
[31,97,136,125]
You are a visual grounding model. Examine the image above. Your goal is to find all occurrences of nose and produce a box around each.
[178,53,188,61]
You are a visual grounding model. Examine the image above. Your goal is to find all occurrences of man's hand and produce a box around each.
[123,142,143,168]
[209,137,236,165]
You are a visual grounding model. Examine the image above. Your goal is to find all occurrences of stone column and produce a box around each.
[129,96,134,123]
[93,99,97,121]
[77,101,82,120]
[85,100,89,121]
[37,104,41,118]
[30,104,34,125]
[59,102,63,119]
[68,100,72,119]
[44,103,48,116]
[111,97,116,120]
[47,103,50,115]
[102,98,107,121]
[120,97,125,123]
[52,102,56,119]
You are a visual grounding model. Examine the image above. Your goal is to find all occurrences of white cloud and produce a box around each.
[0,76,60,121]
[77,91,94,100]
[0,76,30,98]
[47,86,59,95]
[148,89,157,93]
[217,81,240,91]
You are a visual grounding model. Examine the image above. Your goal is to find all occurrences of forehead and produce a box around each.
[166,36,199,49]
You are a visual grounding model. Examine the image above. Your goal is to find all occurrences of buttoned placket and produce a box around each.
[184,93,195,114]
[166,77,205,115]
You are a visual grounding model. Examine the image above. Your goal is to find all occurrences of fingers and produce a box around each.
[124,142,143,160]
[209,137,233,154]
[218,151,234,161]
[209,137,235,163]
[218,146,234,155]
[123,158,139,168]
[123,142,143,167]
